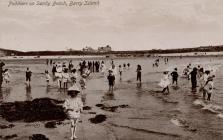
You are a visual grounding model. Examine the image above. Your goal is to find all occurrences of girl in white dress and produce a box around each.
[63,86,83,139]
[45,70,50,86]
[56,63,63,88]
[3,69,10,84]
[159,71,170,94]
[62,69,70,89]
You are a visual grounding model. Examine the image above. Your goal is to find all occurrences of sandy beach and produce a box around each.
[1,56,223,140]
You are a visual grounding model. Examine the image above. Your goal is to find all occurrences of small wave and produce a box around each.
[217,114,223,119]
[171,118,183,127]
[193,99,205,107]
[194,99,222,114]
[202,106,219,114]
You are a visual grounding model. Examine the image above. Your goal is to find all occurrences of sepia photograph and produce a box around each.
[1,0,223,140]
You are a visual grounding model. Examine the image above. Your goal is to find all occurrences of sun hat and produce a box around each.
[82,74,87,78]
[108,68,113,72]
[68,86,80,92]
[207,75,215,81]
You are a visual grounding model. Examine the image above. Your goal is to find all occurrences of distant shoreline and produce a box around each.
[1,51,223,60]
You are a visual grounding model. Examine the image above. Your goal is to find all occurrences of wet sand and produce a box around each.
[1,57,223,140]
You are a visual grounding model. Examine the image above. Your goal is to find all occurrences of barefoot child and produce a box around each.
[3,69,10,84]
[26,67,32,85]
[118,65,123,79]
[136,64,142,83]
[159,71,170,94]
[203,75,215,101]
[171,68,178,86]
[62,68,70,89]
[79,74,87,94]
[107,69,115,91]
[63,86,83,139]
[45,70,50,86]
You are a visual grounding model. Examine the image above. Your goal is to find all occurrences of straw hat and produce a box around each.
[207,75,215,81]
[108,68,113,72]
[82,74,87,78]
[68,86,80,93]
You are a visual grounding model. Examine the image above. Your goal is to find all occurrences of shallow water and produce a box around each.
[1,56,223,139]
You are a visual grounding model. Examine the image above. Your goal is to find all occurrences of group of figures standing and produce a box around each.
[159,63,215,101]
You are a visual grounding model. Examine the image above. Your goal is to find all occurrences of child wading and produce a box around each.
[136,65,142,83]
[63,86,83,140]
[107,69,115,91]
[118,65,123,80]
[26,67,32,85]
[79,74,87,95]
[62,68,70,89]
[171,68,178,86]
[159,71,170,94]
[3,69,10,84]
[203,75,215,101]
[190,67,197,92]
[45,70,50,86]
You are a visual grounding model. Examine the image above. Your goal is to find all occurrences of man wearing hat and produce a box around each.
[63,86,83,139]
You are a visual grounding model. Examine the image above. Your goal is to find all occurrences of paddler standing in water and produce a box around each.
[190,67,197,92]
[171,68,178,86]
[107,69,115,92]
[0,61,5,88]
[26,67,32,86]
[136,64,142,83]
[203,75,215,101]
[159,71,170,94]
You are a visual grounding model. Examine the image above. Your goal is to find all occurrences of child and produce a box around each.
[159,71,170,94]
[26,67,32,85]
[56,63,63,88]
[79,74,87,94]
[45,70,50,86]
[107,69,115,91]
[171,68,178,86]
[203,75,215,101]
[183,66,190,80]
[136,65,142,83]
[62,68,70,89]
[190,67,197,92]
[63,86,83,139]
[70,69,78,86]
[3,69,10,84]
[198,68,204,91]
[118,65,123,77]
[127,63,130,69]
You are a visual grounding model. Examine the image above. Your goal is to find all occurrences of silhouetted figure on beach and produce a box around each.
[107,69,115,92]
[52,63,57,76]
[0,61,5,88]
[171,68,178,86]
[136,65,142,83]
[26,67,32,86]
[190,67,197,92]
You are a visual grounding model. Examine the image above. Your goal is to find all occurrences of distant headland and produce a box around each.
[1,45,223,58]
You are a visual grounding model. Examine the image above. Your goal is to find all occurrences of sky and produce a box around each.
[0,0,223,52]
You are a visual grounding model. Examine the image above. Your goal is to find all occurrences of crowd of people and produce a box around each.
[0,58,217,139]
